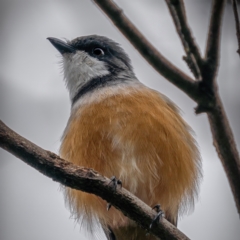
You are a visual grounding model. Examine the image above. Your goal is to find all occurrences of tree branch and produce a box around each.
[201,1,240,214]
[0,120,190,240]
[180,0,240,214]
[92,0,200,103]
[165,0,202,80]
[232,0,240,55]
[204,0,226,82]
[194,0,226,111]
[206,96,240,215]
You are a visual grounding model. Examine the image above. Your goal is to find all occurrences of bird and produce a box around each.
[48,35,201,240]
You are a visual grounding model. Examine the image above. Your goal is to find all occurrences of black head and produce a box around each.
[48,35,137,104]
[48,35,133,73]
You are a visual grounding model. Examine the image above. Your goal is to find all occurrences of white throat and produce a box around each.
[63,51,110,100]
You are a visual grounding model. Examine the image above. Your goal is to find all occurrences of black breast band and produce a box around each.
[72,75,113,106]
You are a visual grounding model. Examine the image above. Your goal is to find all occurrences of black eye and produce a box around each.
[93,48,104,56]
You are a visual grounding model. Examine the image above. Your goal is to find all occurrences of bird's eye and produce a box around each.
[93,48,104,56]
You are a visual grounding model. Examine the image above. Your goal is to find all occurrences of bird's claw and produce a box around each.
[107,176,122,211]
[109,176,122,190]
[107,202,112,211]
[149,204,164,229]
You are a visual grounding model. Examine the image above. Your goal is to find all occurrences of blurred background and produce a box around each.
[0,0,239,239]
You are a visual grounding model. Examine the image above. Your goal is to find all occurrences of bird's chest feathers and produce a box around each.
[60,88,157,189]
[60,93,129,174]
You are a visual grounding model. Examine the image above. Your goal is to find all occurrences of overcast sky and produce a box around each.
[0,1,240,240]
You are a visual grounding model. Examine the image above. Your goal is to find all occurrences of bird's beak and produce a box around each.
[47,37,76,54]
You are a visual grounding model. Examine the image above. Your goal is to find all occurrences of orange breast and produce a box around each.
[59,85,201,230]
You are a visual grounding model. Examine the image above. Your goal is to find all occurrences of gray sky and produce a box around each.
[0,0,240,239]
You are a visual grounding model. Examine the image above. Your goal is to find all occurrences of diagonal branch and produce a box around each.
[206,96,240,215]
[232,0,240,55]
[0,120,189,240]
[165,0,202,80]
[204,0,226,82]
[92,0,200,103]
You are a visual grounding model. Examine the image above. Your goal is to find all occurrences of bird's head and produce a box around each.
[48,35,136,104]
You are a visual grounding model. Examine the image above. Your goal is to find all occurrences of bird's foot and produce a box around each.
[109,176,122,190]
[149,204,164,229]
[107,176,122,211]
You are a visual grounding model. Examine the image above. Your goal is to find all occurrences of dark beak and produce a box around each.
[47,37,76,54]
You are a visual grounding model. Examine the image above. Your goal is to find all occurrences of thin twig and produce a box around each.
[93,0,201,103]
[232,0,240,55]
[204,0,226,82]
[0,120,189,240]
[165,0,202,80]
